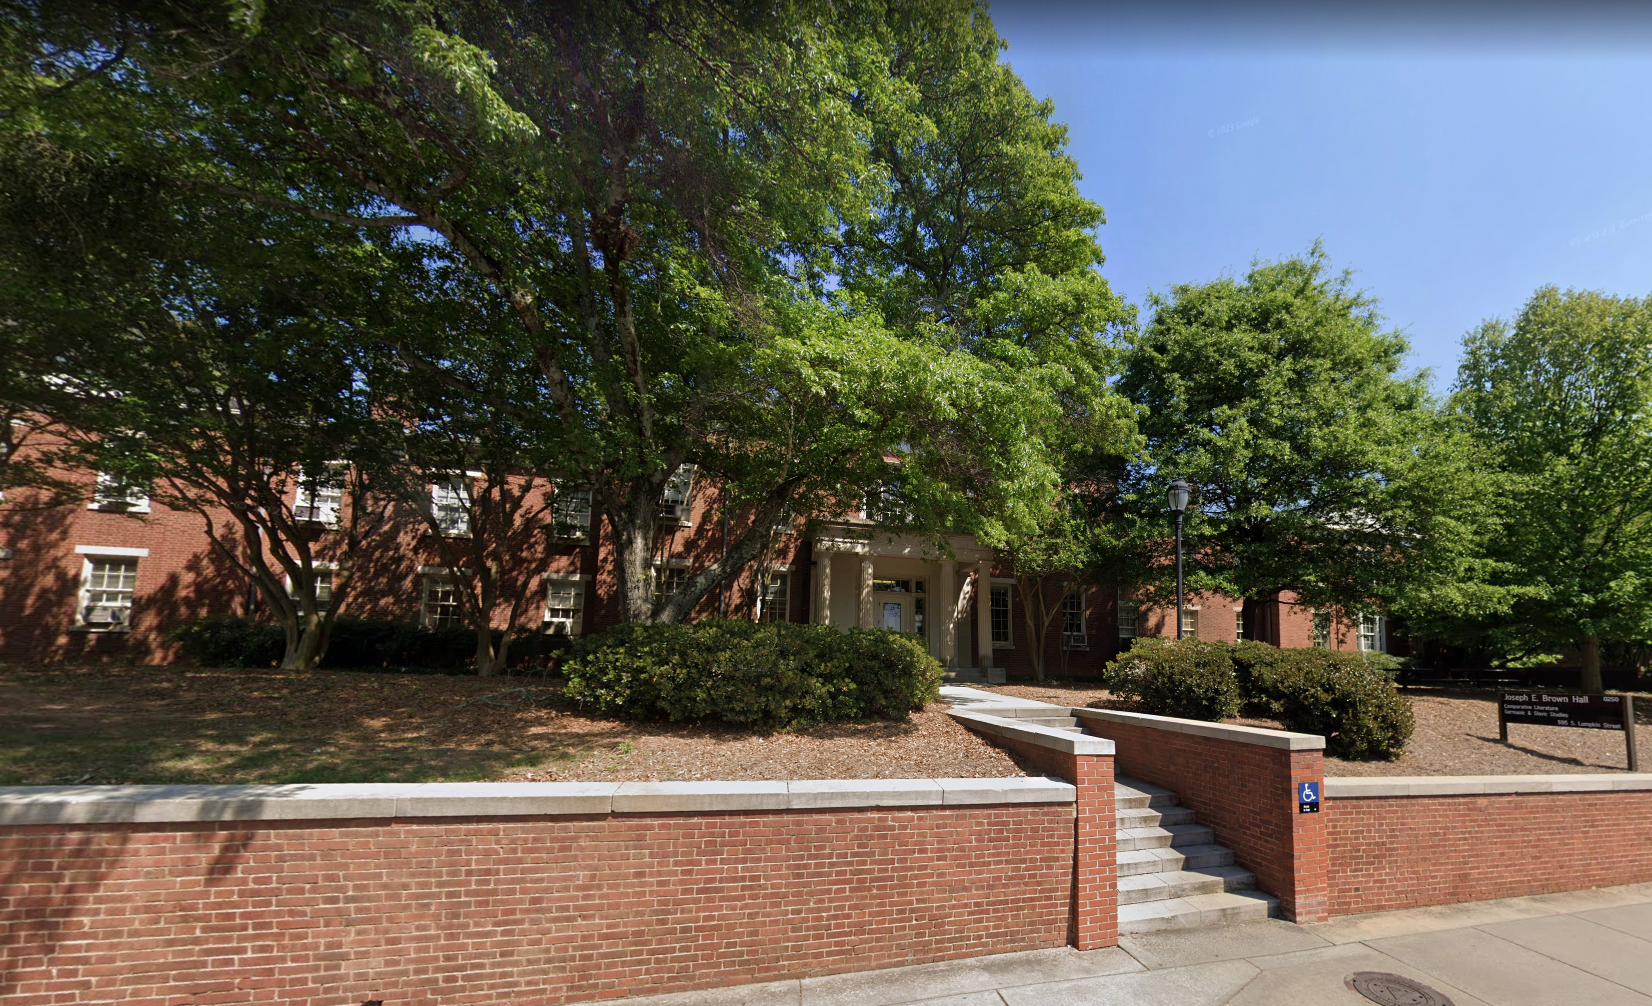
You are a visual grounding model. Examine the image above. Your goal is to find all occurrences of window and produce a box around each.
[1359,612,1387,653]
[430,480,472,536]
[1118,593,1138,639]
[78,557,137,628]
[872,578,912,593]
[758,571,789,623]
[659,464,696,524]
[990,584,1012,646]
[914,596,925,636]
[287,568,334,611]
[1180,607,1199,639]
[1235,608,1245,640]
[1062,590,1088,649]
[653,565,687,604]
[422,573,463,628]
[545,578,586,636]
[90,471,149,513]
[1312,610,1331,649]
[551,486,593,538]
[294,469,343,525]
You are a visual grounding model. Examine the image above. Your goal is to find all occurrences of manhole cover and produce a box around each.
[1345,972,1454,1006]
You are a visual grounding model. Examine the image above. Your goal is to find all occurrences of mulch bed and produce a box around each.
[0,664,1022,786]
[973,681,1650,776]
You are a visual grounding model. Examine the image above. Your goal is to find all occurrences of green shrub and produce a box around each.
[561,619,942,728]
[168,615,285,667]
[1102,637,1241,721]
[1245,645,1415,760]
[168,614,569,673]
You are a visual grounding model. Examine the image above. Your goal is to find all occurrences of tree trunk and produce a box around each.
[1580,632,1603,694]
[475,627,499,678]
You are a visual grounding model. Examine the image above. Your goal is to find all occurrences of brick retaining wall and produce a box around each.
[1324,776,1652,915]
[1071,708,1329,922]
[0,780,1079,1006]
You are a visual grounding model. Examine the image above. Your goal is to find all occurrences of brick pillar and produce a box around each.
[1067,746,1117,949]
[1285,747,1329,922]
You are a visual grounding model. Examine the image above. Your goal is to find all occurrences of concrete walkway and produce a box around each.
[597,881,1652,1006]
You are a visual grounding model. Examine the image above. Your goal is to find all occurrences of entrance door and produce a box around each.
[882,601,903,631]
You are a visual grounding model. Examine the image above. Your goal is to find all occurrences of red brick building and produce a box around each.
[0,464,1387,674]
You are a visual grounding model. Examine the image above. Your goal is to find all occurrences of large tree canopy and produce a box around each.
[1447,287,1652,691]
[0,0,1118,650]
[1111,246,1497,625]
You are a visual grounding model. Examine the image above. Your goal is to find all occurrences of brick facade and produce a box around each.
[0,804,1079,1006]
[1325,789,1652,915]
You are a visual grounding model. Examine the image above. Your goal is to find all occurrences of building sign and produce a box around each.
[1298,781,1320,814]
[1500,692,1626,731]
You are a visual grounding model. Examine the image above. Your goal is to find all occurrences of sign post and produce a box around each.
[1499,691,1640,772]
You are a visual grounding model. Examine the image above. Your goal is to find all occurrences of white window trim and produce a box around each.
[1180,605,1201,639]
[75,545,149,557]
[551,485,595,540]
[1358,612,1388,653]
[421,570,465,630]
[88,472,150,514]
[73,554,139,632]
[283,562,339,610]
[989,580,1014,649]
[758,568,791,623]
[428,479,474,538]
[658,464,696,526]
[293,465,346,527]
[1062,589,1089,650]
[1117,590,1139,640]
[544,575,588,637]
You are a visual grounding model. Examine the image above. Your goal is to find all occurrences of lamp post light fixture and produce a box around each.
[1167,480,1191,640]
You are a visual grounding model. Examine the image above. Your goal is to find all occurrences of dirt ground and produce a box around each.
[0,664,1022,786]
[973,682,1650,776]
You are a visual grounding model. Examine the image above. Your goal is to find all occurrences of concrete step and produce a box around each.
[1118,891,1278,934]
[941,668,1007,685]
[1116,805,1198,829]
[1014,715,1080,729]
[1117,866,1257,905]
[1116,844,1236,877]
[1113,777,1179,811]
[1116,823,1215,853]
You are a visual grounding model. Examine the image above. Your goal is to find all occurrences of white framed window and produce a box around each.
[653,563,688,604]
[545,576,587,636]
[294,467,344,525]
[1312,610,1331,649]
[1180,607,1200,639]
[1359,612,1387,653]
[1062,590,1088,649]
[76,556,138,628]
[990,583,1013,647]
[1234,607,1245,640]
[1118,591,1138,639]
[285,566,335,611]
[758,570,790,623]
[422,572,463,629]
[89,471,149,513]
[430,479,472,536]
[551,486,593,539]
[659,464,696,525]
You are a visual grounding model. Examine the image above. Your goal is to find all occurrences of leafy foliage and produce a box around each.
[169,615,569,673]
[562,621,942,728]
[1102,637,1242,721]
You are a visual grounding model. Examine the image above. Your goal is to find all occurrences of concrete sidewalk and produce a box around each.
[597,881,1652,1006]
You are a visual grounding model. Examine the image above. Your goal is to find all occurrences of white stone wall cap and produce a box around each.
[1325,773,1652,798]
[949,708,1116,756]
[0,773,1092,824]
[1070,706,1325,751]
[936,776,1076,805]
[786,778,944,809]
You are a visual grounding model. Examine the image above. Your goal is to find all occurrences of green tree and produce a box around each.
[1114,245,1498,628]
[1450,287,1652,692]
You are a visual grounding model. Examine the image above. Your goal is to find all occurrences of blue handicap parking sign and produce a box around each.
[1298,781,1320,813]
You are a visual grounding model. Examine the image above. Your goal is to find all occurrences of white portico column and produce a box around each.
[814,552,832,625]
[858,555,875,628]
[938,561,956,667]
[976,562,994,669]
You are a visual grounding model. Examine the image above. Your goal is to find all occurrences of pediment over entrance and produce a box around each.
[808,520,996,564]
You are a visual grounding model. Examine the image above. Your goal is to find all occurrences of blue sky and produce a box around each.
[988,3,1652,391]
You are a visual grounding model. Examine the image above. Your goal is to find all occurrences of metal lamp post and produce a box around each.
[1167,480,1190,640]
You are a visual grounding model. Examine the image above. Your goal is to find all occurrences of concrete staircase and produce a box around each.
[1115,776,1277,933]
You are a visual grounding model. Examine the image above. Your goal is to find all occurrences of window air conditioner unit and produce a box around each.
[84,605,127,625]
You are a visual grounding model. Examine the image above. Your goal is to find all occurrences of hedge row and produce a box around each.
[1102,638,1414,760]
[561,619,942,729]
[168,615,568,673]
